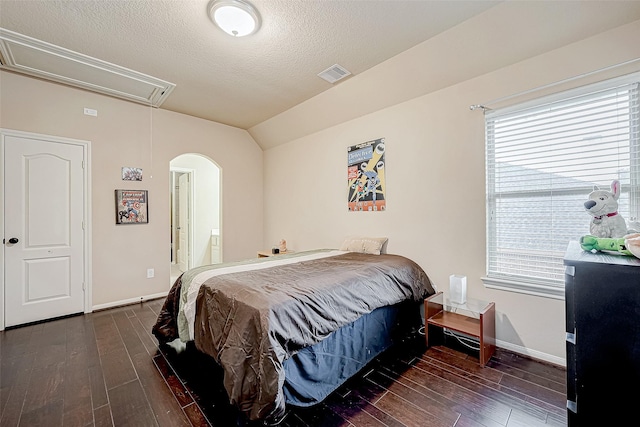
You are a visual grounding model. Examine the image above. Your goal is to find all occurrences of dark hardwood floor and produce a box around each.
[0,298,567,426]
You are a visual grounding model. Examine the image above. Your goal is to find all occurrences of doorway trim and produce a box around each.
[170,167,194,272]
[0,128,92,331]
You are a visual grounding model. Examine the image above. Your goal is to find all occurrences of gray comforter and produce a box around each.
[153,250,434,422]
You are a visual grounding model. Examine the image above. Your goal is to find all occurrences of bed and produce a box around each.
[152,248,434,424]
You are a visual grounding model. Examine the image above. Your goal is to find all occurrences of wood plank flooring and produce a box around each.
[0,298,567,426]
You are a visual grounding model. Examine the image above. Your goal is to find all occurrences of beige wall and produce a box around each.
[0,72,263,307]
[262,20,640,364]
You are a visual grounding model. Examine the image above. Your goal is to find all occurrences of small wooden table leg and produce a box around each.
[424,292,444,348]
[479,302,496,366]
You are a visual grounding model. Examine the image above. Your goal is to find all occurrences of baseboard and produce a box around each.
[92,291,168,312]
[496,338,566,367]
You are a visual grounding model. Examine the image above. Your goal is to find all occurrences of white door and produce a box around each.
[177,173,190,272]
[4,134,85,327]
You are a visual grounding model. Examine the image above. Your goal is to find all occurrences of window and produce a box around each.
[484,74,640,298]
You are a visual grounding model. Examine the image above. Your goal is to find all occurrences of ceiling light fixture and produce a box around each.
[208,0,261,37]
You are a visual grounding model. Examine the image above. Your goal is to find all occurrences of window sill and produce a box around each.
[481,276,565,300]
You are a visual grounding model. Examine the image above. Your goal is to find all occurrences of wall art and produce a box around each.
[115,189,148,224]
[347,138,386,211]
[122,167,143,181]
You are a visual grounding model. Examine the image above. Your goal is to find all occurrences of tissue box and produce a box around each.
[449,274,467,304]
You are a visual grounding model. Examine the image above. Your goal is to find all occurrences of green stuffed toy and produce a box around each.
[580,235,633,256]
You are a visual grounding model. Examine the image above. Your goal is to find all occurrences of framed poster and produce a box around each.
[115,189,148,224]
[122,167,143,181]
[347,138,386,211]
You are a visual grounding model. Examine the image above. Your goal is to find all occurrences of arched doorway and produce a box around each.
[169,154,221,284]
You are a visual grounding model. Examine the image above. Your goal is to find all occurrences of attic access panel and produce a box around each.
[0,28,175,107]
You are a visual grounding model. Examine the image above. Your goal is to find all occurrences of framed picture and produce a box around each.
[122,167,143,181]
[115,189,148,224]
[347,138,386,212]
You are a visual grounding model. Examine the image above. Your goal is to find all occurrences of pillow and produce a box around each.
[339,237,388,255]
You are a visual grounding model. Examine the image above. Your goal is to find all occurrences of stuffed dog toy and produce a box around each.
[583,180,628,238]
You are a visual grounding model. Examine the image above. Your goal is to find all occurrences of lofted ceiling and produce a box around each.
[2,1,640,149]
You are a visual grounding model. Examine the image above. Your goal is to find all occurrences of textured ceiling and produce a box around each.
[0,0,499,128]
[1,0,640,150]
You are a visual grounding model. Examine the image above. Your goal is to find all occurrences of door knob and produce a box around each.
[8,238,19,244]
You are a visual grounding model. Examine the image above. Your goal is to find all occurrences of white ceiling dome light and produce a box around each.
[208,0,261,37]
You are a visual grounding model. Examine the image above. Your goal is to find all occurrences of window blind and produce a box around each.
[485,77,640,294]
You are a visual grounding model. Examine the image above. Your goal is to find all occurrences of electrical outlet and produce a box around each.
[146,268,154,278]
[83,107,98,116]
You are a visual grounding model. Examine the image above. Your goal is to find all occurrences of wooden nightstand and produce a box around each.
[424,291,496,366]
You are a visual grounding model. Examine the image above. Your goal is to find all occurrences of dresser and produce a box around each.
[564,241,640,426]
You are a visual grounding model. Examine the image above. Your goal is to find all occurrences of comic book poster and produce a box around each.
[115,189,148,224]
[347,138,386,211]
[121,167,143,181]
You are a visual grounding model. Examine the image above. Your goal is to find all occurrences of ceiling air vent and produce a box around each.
[0,28,175,107]
[317,64,351,84]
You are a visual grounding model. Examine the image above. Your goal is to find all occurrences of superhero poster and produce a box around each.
[347,138,386,211]
[115,189,148,224]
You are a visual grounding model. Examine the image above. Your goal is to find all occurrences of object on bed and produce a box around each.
[339,236,388,254]
[152,249,433,423]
